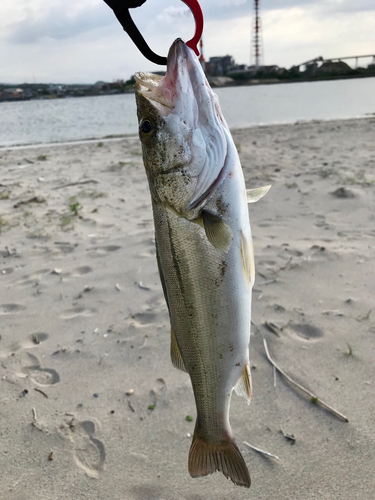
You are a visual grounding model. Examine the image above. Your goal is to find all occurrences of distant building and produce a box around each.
[256,65,282,76]
[48,84,66,96]
[209,56,235,76]
[0,88,24,100]
[303,61,319,77]
[317,61,351,75]
[227,64,286,80]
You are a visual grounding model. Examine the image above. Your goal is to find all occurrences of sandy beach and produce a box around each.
[1,117,374,500]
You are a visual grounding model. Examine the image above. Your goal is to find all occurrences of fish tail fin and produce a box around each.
[188,425,251,488]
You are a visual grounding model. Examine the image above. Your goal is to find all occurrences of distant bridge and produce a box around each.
[296,54,375,70]
[325,54,375,68]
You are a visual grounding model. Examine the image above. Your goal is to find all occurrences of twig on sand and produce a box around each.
[279,256,293,271]
[12,474,26,488]
[243,441,280,460]
[265,320,282,337]
[34,387,48,398]
[263,339,349,422]
[258,278,278,286]
[52,179,99,190]
[13,196,46,208]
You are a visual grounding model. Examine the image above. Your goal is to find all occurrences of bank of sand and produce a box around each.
[0,117,374,500]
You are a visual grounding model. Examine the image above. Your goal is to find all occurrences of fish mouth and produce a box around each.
[135,38,209,120]
[134,71,174,115]
[134,39,187,115]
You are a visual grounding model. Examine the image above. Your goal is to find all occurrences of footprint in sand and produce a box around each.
[25,332,49,348]
[87,245,121,257]
[0,267,14,275]
[21,352,60,385]
[284,248,304,257]
[60,306,97,319]
[9,332,49,353]
[54,241,77,254]
[128,310,159,329]
[288,322,323,341]
[15,269,50,288]
[0,303,27,315]
[71,265,93,277]
[62,419,106,478]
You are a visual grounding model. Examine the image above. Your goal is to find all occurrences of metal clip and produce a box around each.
[103,0,204,65]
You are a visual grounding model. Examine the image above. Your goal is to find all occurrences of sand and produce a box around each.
[0,117,374,500]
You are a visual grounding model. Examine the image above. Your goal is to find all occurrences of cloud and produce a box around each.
[1,0,374,84]
[156,5,191,22]
[7,3,115,44]
[7,0,374,47]
[325,0,375,13]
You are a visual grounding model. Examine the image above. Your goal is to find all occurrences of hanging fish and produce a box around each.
[135,38,269,488]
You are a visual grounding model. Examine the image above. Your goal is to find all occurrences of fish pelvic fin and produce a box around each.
[202,211,232,253]
[246,185,271,204]
[188,427,251,488]
[170,326,188,372]
[234,362,252,404]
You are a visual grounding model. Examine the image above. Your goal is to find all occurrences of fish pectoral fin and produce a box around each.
[202,211,232,253]
[246,185,271,204]
[170,326,188,373]
[240,231,255,288]
[234,362,252,404]
[189,426,251,488]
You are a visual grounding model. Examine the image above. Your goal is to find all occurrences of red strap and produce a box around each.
[182,0,204,56]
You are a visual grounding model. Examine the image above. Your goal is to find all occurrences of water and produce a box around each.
[0,77,374,148]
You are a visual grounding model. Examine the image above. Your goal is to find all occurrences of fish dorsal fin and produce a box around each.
[171,326,187,372]
[246,185,271,204]
[240,230,255,288]
[234,362,252,404]
[202,211,232,253]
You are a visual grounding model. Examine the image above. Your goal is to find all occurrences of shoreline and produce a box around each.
[1,73,374,103]
[1,114,374,151]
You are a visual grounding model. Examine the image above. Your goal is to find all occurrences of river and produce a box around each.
[0,77,374,147]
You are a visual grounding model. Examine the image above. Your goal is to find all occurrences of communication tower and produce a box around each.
[251,0,263,67]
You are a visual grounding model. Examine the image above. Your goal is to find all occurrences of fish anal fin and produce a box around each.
[202,211,232,253]
[188,428,251,488]
[246,185,271,204]
[240,231,255,288]
[171,327,187,372]
[234,362,252,404]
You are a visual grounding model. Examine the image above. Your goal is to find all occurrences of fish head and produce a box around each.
[135,39,229,216]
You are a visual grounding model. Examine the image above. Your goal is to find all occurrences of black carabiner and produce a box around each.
[104,0,204,65]
[103,0,167,65]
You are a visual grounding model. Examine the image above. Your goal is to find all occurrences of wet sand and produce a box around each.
[0,117,374,499]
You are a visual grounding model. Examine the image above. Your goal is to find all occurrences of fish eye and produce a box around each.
[140,119,153,135]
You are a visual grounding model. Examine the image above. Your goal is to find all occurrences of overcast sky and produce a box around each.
[1,0,374,84]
